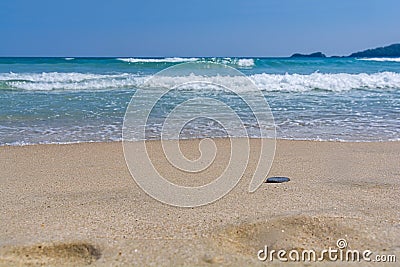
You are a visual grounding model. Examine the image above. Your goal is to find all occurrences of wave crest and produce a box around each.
[1,71,400,92]
[117,57,200,63]
[357,58,400,62]
[117,57,255,68]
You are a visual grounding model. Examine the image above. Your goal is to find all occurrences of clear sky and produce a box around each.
[1,0,399,57]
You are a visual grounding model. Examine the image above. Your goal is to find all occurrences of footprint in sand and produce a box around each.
[0,242,101,266]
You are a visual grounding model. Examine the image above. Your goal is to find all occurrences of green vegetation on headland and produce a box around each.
[290,43,400,58]
[348,43,400,57]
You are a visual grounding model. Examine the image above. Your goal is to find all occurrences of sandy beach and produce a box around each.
[0,139,399,266]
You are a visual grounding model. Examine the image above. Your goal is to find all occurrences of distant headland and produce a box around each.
[290,43,400,58]
[290,52,326,58]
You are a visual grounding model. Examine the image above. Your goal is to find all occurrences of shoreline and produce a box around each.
[1,139,399,266]
[1,137,400,148]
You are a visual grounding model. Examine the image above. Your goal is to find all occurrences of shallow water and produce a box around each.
[0,57,399,145]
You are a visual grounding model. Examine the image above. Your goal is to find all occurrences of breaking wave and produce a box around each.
[357,57,400,62]
[117,57,199,63]
[1,71,400,92]
[117,57,255,68]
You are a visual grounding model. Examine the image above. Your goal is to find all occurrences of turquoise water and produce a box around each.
[0,57,399,145]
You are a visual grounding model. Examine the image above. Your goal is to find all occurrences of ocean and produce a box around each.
[0,57,399,145]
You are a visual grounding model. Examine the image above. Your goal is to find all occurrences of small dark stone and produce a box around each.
[266,177,290,183]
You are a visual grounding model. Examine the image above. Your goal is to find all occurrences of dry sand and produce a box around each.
[0,139,399,266]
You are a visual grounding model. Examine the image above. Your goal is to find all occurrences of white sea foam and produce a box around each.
[250,72,400,92]
[64,57,75,60]
[210,58,255,67]
[0,72,133,82]
[0,72,141,90]
[236,58,255,67]
[117,57,255,68]
[2,71,400,92]
[357,57,400,62]
[117,57,200,63]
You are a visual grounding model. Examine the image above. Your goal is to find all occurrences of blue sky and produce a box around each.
[1,0,399,57]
